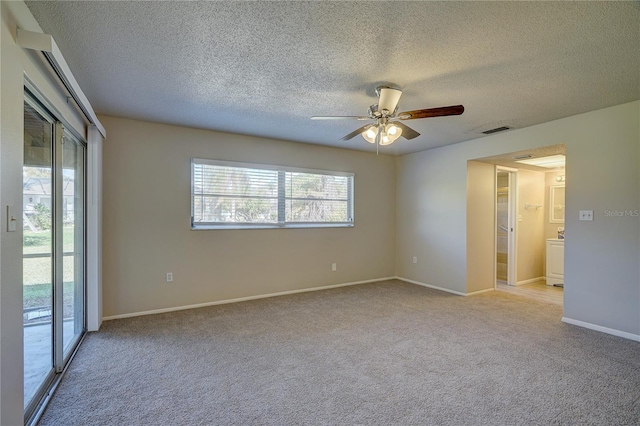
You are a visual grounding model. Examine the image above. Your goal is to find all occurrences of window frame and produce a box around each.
[191,158,355,230]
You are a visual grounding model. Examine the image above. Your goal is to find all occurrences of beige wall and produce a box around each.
[395,142,469,293]
[397,101,639,336]
[516,169,545,283]
[466,161,495,293]
[100,115,396,317]
[1,2,87,423]
[563,102,639,336]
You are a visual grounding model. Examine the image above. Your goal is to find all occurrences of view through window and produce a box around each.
[192,159,354,229]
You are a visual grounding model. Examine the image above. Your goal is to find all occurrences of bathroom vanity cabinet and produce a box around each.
[546,238,564,286]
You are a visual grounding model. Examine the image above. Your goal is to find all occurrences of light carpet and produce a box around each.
[38,280,640,425]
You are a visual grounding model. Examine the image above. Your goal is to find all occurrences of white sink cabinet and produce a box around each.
[546,238,564,286]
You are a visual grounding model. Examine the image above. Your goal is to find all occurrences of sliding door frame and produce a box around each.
[24,87,87,424]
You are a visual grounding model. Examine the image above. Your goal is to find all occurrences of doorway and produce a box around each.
[468,144,565,306]
[23,91,86,421]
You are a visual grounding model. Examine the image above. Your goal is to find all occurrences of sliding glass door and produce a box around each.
[23,93,86,420]
[61,128,85,356]
[23,99,55,412]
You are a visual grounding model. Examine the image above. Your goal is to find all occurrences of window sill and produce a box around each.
[191,223,354,230]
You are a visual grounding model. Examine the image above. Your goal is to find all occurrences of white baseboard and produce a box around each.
[561,317,640,342]
[396,276,494,296]
[395,276,481,296]
[102,277,396,321]
[467,288,495,296]
[516,276,545,286]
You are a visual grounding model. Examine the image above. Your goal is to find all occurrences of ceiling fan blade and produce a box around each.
[341,124,371,141]
[311,116,371,120]
[378,87,402,114]
[393,121,421,140]
[397,105,464,120]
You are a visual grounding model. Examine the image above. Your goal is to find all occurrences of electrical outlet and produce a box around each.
[579,210,594,221]
[166,272,173,282]
[412,256,418,264]
[331,263,337,272]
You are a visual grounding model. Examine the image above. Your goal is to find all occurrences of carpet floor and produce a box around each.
[38,280,640,425]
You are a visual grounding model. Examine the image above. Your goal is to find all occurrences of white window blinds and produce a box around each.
[192,159,354,229]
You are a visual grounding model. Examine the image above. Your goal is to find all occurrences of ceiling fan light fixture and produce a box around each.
[380,123,402,145]
[362,122,403,146]
[362,125,378,144]
[387,123,400,136]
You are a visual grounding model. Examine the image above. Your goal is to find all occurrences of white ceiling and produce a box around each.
[25,1,640,156]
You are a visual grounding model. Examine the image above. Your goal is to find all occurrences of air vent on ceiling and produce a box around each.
[482,126,512,135]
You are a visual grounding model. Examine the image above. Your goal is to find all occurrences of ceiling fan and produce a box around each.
[311,86,464,146]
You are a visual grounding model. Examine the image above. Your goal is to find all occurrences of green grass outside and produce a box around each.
[23,282,75,310]
[23,226,78,309]
[23,227,75,254]
[23,256,75,286]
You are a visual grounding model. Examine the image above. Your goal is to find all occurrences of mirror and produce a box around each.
[550,185,565,223]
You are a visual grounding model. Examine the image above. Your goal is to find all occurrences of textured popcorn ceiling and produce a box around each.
[25,1,640,155]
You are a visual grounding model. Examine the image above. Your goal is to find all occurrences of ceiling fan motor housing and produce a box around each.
[377,87,403,116]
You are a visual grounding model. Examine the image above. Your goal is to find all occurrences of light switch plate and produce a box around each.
[579,210,594,221]
[6,206,17,232]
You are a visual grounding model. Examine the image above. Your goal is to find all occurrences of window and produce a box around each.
[192,159,354,229]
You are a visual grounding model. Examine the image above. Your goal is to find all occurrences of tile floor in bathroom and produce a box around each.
[496,280,563,306]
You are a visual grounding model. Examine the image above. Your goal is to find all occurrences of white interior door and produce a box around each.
[496,167,517,286]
